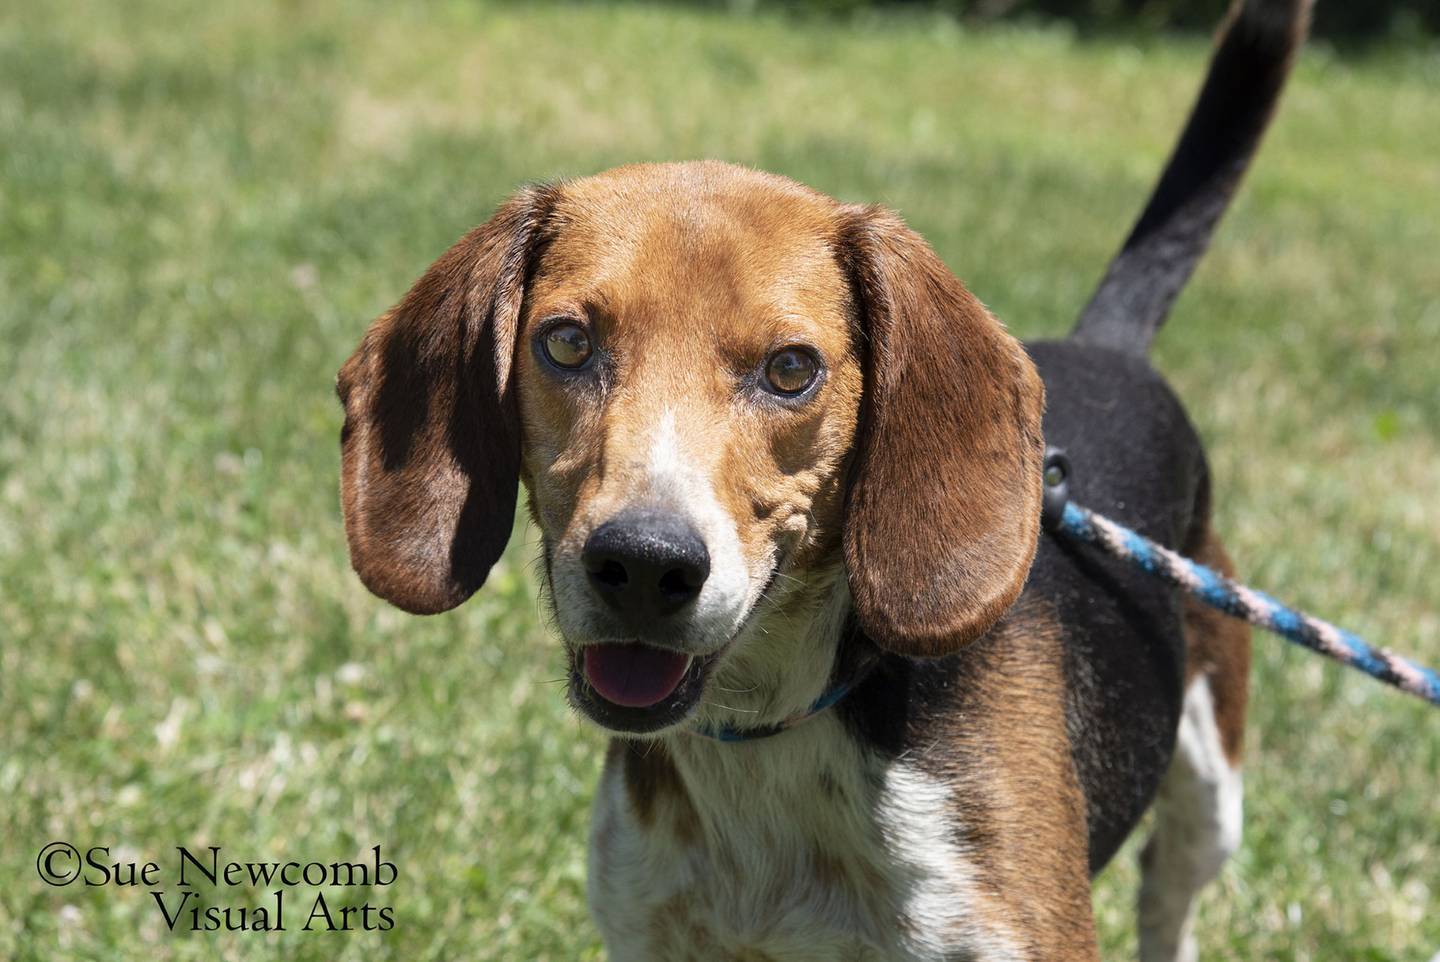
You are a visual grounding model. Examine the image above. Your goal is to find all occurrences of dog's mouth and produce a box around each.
[569,642,723,734]
[563,556,786,735]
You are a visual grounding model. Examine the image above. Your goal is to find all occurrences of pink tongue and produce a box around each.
[583,643,692,708]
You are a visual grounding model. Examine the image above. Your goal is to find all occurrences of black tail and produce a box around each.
[1070,0,1313,355]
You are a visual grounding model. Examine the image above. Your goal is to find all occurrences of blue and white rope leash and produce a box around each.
[1043,448,1440,708]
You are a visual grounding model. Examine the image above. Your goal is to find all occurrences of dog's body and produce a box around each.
[587,343,1246,961]
[336,1,1310,958]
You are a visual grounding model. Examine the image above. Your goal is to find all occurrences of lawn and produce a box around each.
[1,1,1437,959]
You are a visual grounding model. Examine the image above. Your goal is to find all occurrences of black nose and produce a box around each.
[582,510,711,621]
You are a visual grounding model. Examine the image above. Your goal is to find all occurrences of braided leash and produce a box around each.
[1044,450,1440,708]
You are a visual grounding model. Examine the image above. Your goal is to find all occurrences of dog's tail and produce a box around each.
[1070,0,1313,355]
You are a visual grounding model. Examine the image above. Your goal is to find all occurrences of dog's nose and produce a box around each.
[582,510,710,620]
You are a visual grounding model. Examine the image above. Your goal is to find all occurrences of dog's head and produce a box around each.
[337,162,1044,736]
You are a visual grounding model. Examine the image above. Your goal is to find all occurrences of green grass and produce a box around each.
[2,2,1437,959]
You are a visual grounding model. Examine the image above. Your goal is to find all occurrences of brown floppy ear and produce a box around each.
[336,185,558,614]
[838,205,1045,657]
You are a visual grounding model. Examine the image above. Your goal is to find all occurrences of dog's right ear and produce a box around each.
[336,185,558,614]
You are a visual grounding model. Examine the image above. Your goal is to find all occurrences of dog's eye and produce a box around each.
[764,347,820,396]
[541,322,593,370]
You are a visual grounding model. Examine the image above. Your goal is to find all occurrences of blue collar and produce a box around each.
[691,678,862,742]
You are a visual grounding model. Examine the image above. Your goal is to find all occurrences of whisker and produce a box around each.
[706,701,759,714]
[714,683,760,694]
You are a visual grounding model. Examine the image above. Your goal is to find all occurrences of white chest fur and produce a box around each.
[586,718,1022,962]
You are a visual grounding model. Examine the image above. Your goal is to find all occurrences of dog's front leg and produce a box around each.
[875,756,1099,962]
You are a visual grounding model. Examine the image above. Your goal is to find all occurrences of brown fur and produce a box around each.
[838,207,1047,657]
[1182,526,1251,765]
[514,164,865,594]
[336,185,559,614]
[915,606,1100,960]
[613,739,700,845]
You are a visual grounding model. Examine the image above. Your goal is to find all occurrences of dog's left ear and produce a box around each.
[838,205,1045,657]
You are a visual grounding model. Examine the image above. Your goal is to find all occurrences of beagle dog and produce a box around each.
[336,1,1311,958]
